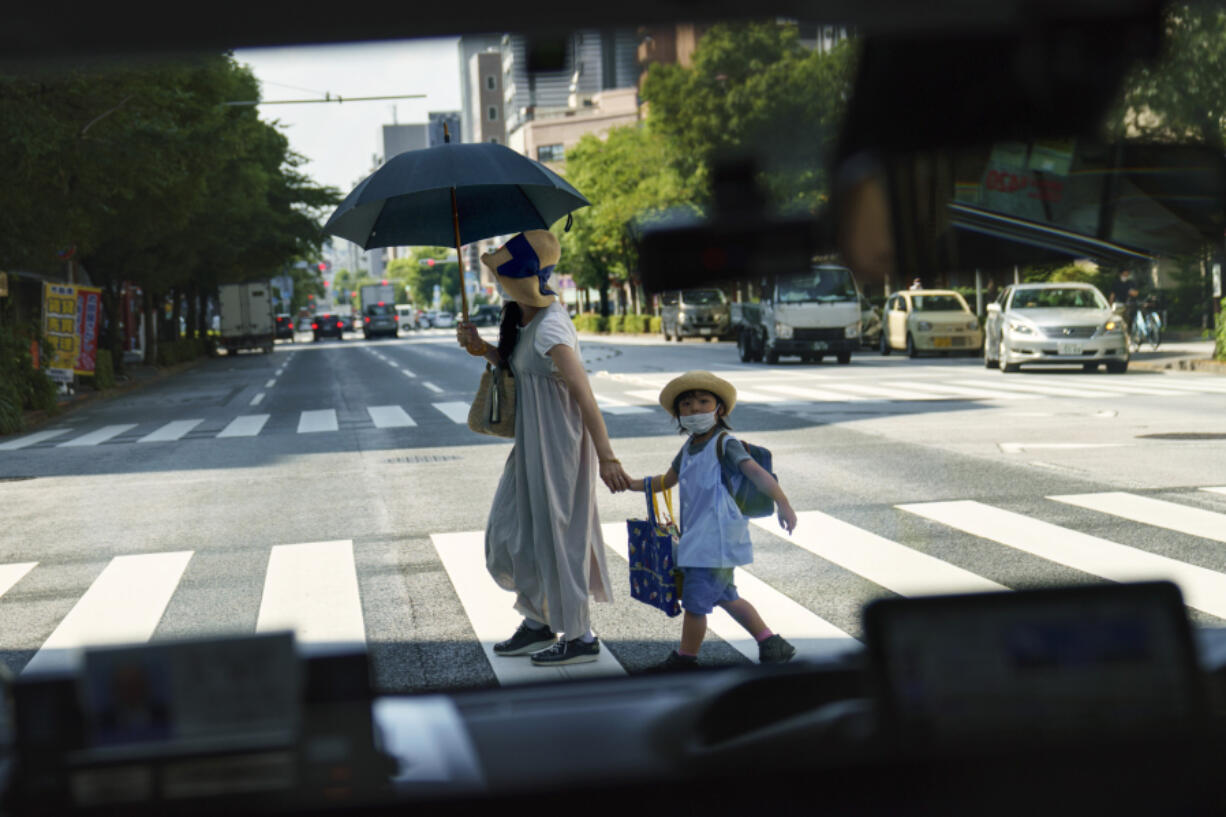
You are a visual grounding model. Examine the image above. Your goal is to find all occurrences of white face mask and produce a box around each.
[678,411,718,435]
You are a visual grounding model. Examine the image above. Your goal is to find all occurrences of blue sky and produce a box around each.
[233,37,463,197]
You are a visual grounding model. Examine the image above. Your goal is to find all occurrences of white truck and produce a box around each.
[218,281,275,355]
[731,262,863,365]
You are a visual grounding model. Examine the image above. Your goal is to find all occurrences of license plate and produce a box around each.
[933,337,952,348]
[811,341,828,350]
[700,328,712,335]
[1058,342,1084,355]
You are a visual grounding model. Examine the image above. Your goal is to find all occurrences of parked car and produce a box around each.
[859,296,882,348]
[984,282,1128,373]
[471,304,503,327]
[432,311,455,329]
[274,313,294,341]
[311,312,345,342]
[660,288,733,341]
[879,289,983,357]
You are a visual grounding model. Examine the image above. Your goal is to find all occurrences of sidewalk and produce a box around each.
[1128,339,1225,373]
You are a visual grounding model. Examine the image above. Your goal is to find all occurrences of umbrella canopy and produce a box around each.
[324,142,591,250]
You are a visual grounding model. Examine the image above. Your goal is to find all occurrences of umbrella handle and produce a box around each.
[450,186,470,321]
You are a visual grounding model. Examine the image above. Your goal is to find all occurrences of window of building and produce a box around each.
[487,106,498,121]
[537,143,565,162]
[485,75,496,91]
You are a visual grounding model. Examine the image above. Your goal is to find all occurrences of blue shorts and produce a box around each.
[680,567,739,615]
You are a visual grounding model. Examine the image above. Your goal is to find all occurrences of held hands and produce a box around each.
[456,321,487,357]
[599,459,631,493]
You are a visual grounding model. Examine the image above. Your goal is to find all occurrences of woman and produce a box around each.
[456,229,631,667]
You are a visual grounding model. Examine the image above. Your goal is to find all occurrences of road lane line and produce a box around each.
[1202,487,1226,496]
[431,531,625,685]
[367,405,417,428]
[897,500,1226,620]
[250,392,265,406]
[256,540,366,651]
[56,424,137,447]
[139,419,204,443]
[0,562,36,599]
[0,429,71,450]
[22,551,194,677]
[422,382,444,394]
[400,368,416,378]
[1049,492,1226,543]
[751,512,1005,597]
[217,414,270,438]
[265,379,276,388]
[601,522,859,663]
[432,402,471,424]
[297,409,338,433]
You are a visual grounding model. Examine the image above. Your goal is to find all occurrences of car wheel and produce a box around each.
[1106,360,1128,374]
[906,333,919,358]
[765,345,780,365]
[737,330,754,363]
[1001,337,1020,372]
[837,352,851,365]
[313,335,320,343]
[879,330,891,356]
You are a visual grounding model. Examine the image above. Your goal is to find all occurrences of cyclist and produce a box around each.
[1109,268,1140,332]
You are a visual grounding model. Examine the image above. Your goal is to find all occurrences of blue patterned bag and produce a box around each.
[626,477,682,617]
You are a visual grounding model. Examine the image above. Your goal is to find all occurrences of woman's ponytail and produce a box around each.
[496,302,522,370]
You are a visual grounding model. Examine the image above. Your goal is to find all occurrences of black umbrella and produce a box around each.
[324,138,590,319]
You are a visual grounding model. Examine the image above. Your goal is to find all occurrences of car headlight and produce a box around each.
[775,322,794,339]
[916,320,933,331]
[1099,320,1123,334]
[966,320,979,330]
[1008,320,1037,336]
[845,322,860,339]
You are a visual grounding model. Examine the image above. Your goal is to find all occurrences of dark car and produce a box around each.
[274,313,294,341]
[361,303,398,339]
[471,304,503,327]
[311,313,345,342]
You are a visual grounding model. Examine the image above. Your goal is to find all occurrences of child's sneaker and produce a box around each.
[493,622,557,656]
[530,636,600,666]
[650,650,700,673]
[758,634,796,664]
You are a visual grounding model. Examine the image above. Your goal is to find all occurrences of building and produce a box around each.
[458,35,505,145]
[382,123,428,160]
[428,111,462,146]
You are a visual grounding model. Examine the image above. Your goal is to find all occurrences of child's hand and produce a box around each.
[777,502,797,535]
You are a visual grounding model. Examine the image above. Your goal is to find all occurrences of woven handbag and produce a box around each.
[466,363,515,438]
[626,477,683,617]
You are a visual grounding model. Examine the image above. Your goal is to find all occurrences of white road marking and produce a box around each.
[885,380,1035,400]
[594,394,652,415]
[1021,377,1178,397]
[757,384,869,402]
[422,382,444,394]
[250,392,265,406]
[601,522,859,664]
[400,368,416,378]
[898,500,1226,620]
[265,379,276,388]
[22,551,194,676]
[752,513,1005,596]
[1049,492,1226,543]
[1202,487,1226,496]
[950,379,1121,399]
[0,562,36,599]
[57,424,137,447]
[0,429,71,450]
[217,414,270,438]
[998,442,1126,454]
[298,409,338,433]
[812,382,950,401]
[432,402,471,424]
[431,531,625,685]
[139,419,204,443]
[367,405,417,428]
[256,540,366,651]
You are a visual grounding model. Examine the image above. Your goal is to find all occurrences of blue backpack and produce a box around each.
[716,432,777,518]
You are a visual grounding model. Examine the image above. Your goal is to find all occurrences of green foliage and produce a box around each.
[622,314,650,333]
[607,315,625,333]
[0,315,59,433]
[1216,298,1226,361]
[391,248,459,307]
[155,338,205,367]
[92,349,116,390]
[649,316,662,334]
[572,312,608,333]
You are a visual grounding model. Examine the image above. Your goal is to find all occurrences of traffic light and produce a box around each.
[318,262,326,272]
[323,280,330,288]
[427,258,435,267]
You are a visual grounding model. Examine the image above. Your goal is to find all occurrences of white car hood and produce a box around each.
[1010,307,1111,327]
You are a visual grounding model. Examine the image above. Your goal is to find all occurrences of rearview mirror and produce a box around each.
[987,303,1001,314]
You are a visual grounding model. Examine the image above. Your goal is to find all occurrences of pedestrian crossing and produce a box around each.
[4,486,1226,685]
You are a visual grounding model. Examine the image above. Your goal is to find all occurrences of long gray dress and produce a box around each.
[484,301,613,637]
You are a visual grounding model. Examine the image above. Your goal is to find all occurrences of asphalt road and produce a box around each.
[2,328,1225,692]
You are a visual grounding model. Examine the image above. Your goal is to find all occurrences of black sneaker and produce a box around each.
[758,634,796,664]
[530,637,600,666]
[493,622,557,656]
[649,650,700,673]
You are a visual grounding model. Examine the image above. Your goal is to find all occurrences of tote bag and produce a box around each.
[626,477,683,617]
[466,363,515,438]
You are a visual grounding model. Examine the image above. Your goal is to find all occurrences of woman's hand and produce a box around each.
[456,321,487,357]
[599,459,632,493]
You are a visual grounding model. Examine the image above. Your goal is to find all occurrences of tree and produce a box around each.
[640,21,857,214]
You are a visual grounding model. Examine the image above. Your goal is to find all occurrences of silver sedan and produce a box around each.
[983,283,1129,373]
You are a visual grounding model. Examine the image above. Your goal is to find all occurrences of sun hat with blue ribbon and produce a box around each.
[480,230,561,307]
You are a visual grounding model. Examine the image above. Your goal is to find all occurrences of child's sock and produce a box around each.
[523,618,548,631]
[577,630,596,643]
[754,628,774,642]
[677,648,698,658]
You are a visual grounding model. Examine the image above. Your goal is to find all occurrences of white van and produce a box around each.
[395,304,418,332]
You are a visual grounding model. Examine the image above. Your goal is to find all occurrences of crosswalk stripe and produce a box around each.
[752,512,1005,596]
[217,414,270,438]
[432,402,471,424]
[423,382,444,394]
[256,540,366,651]
[139,419,204,443]
[0,429,71,450]
[594,394,652,414]
[600,522,859,663]
[885,380,1034,400]
[897,500,1226,620]
[758,384,870,402]
[57,424,137,447]
[430,531,626,684]
[367,406,417,428]
[0,562,36,599]
[1021,377,1177,397]
[22,551,194,677]
[950,379,1120,399]
[1049,492,1226,544]
[812,382,951,401]
[1121,379,1226,395]
[1203,487,1226,496]
[298,409,338,433]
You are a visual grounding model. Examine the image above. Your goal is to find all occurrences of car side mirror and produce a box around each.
[987,303,1001,314]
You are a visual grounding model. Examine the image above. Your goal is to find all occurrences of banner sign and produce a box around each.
[43,283,103,383]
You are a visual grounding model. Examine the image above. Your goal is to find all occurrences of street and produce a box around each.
[2,330,1226,693]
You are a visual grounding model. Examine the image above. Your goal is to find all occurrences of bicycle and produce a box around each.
[1129,296,1162,352]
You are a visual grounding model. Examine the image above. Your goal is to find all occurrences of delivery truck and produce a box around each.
[218,281,275,355]
[731,262,862,364]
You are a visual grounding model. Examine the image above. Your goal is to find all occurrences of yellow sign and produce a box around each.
[44,283,79,383]
[0,271,7,297]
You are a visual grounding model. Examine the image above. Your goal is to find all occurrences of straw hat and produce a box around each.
[480,230,561,308]
[659,371,737,417]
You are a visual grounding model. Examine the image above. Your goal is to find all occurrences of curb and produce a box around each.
[1129,358,1226,374]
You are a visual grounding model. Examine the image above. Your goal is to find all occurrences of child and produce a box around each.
[625,371,798,671]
